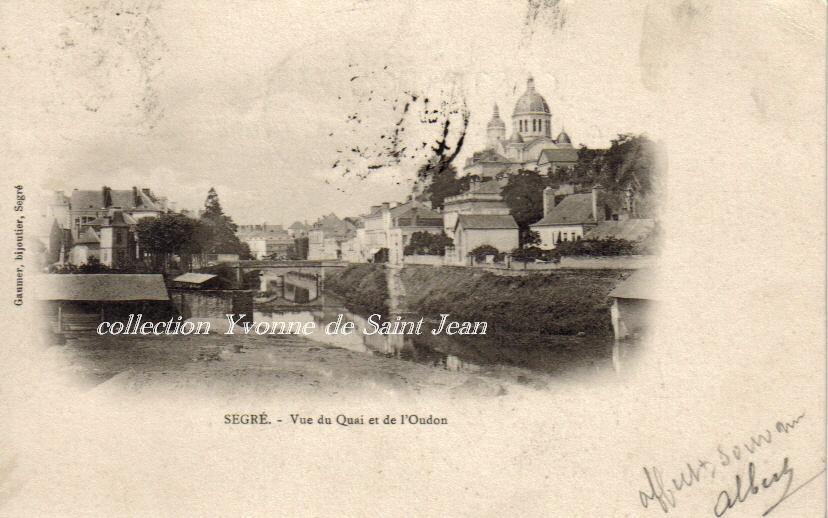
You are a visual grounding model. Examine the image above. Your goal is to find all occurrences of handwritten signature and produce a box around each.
[638,413,815,515]
[713,457,825,516]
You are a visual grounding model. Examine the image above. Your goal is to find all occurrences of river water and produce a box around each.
[253,299,613,377]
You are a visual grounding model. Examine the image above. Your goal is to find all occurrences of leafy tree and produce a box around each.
[291,236,309,260]
[136,213,200,271]
[197,188,247,256]
[571,134,663,195]
[524,229,541,246]
[403,231,453,256]
[420,160,470,210]
[500,169,551,245]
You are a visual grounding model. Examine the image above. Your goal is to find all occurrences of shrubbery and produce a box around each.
[403,231,453,256]
[510,246,559,263]
[468,244,506,262]
[554,238,638,257]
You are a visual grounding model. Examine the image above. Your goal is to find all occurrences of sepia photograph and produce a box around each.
[2,1,824,516]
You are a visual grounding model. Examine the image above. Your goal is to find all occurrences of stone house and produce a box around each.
[451,214,519,264]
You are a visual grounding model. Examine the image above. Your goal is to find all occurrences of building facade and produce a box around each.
[464,77,577,179]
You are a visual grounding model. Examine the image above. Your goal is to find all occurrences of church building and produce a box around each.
[464,76,578,179]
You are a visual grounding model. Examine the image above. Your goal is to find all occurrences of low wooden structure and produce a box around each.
[35,274,171,332]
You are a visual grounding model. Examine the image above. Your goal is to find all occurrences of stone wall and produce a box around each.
[169,289,254,321]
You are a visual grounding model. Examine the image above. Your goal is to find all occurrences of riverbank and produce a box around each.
[52,331,589,399]
[327,264,632,337]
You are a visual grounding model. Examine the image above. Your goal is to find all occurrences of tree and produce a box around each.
[291,236,309,260]
[403,231,453,256]
[197,188,247,256]
[48,220,65,264]
[136,213,200,271]
[500,169,550,246]
[420,160,470,210]
[571,134,663,195]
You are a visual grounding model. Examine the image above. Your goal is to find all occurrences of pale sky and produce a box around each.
[6,0,819,228]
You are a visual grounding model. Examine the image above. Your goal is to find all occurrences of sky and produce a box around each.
[7,0,820,229]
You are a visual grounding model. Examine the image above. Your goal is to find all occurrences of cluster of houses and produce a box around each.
[298,177,653,266]
[297,76,655,265]
[43,186,178,269]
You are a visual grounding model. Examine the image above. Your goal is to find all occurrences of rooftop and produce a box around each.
[531,193,595,227]
[455,214,518,230]
[610,268,659,300]
[35,274,169,301]
[586,219,656,242]
[537,148,579,164]
[172,273,218,285]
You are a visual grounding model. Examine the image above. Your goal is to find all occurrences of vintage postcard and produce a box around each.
[2,1,825,516]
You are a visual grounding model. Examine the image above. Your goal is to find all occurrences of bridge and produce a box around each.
[231,260,349,303]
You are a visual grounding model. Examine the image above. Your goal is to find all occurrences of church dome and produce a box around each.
[556,129,571,144]
[512,77,550,116]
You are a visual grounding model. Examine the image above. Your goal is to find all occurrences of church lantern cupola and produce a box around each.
[512,76,552,140]
[486,104,506,148]
[556,128,573,148]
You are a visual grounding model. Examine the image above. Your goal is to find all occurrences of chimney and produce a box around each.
[382,202,390,211]
[591,184,604,221]
[542,186,555,217]
[132,186,140,208]
[102,186,112,208]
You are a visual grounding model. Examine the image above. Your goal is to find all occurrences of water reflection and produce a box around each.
[253,307,481,373]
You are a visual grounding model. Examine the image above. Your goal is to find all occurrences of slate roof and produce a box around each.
[455,214,518,230]
[531,193,595,227]
[468,180,504,195]
[74,228,100,245]
[586,219,656,242]
[469,148,511,164]
[311,213,356,237]
[537,148,579,165]
[172,273,218,284]
[70,189,159,211]
[610,269,658,300]
[35,274,169,301]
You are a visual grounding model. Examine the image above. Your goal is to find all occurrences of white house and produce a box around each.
[452,214,518,264]
[530,185,610,248]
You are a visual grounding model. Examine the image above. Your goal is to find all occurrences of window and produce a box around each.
[562,233,568,242]
[571,232,576,241]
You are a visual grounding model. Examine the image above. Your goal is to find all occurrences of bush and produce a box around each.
[510,246,559,263]
[555,238,638,257]
[404,231,453,256]
[468,244,505,262]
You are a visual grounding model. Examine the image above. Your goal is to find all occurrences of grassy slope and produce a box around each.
[324,264,388,315]
[401,267,632,337]
[326,264,632,337]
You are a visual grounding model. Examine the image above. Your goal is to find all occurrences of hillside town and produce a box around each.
[35,76,661,379]
[40,77,659,271]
